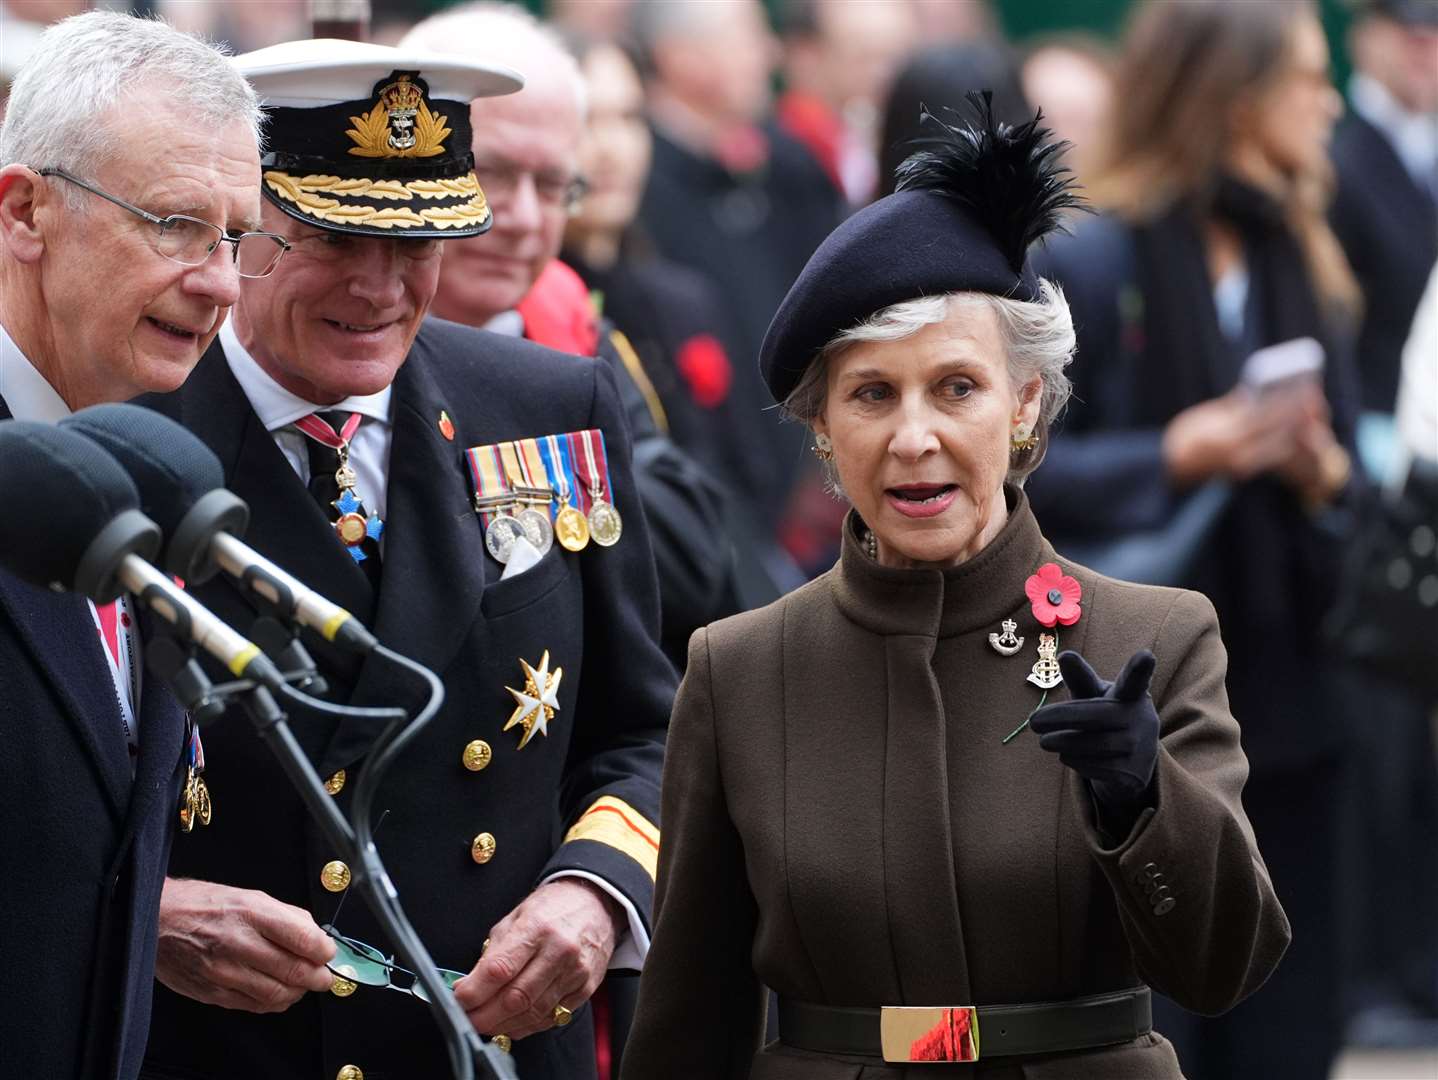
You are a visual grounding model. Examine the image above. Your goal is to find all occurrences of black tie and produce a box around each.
[303,411,382,588]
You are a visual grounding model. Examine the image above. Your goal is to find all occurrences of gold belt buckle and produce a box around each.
[880,1005,981,1063]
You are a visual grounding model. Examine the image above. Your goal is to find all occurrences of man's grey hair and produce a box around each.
[400,2,587,119]
[0,11,262,214]
[782,282,1077,485]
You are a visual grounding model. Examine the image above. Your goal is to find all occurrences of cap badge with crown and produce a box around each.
[346,71,449,159]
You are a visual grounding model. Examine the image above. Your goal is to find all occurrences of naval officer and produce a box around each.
[138,39,673,1080]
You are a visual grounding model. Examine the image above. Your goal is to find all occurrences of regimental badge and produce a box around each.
[346,71,451,159]
[988,618,1024,657]
[1027,633,1063,690]
[504,651,562,750]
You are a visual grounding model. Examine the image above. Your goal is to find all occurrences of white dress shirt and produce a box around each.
[219,321,393,524]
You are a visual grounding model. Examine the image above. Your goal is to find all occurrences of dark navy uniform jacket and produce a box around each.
[138,319,674,1080]
[0,396,188,1080]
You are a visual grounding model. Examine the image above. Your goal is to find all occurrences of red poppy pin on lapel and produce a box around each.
[438,410,455,441]
[1026,562,1082,627]
[1002,563,1083,744]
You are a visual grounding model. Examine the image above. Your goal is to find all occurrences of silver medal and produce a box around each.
[485,514,525,564]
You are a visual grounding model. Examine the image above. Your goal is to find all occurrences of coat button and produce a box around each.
[336,1067,364,1080]
[331,973,358,998]
[471,833,497,864]
[1154,897,1177,916]
[1152,885,1172,902]
[462,740,493,772]
[321,860,352,892]
[325,770,347,795]
[492,1035,511,1053]
[1141,862,1158,879]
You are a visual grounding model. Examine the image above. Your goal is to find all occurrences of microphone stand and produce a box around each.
[148,640,517,1080]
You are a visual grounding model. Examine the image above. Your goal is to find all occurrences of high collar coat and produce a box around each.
[622,491,1289,1080]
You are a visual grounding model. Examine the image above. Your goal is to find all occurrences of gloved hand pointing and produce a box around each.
[1029,649,1160,812]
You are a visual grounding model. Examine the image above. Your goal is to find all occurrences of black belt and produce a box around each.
[778,986,1152,1063]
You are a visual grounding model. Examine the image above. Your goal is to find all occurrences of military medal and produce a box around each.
[178,721,212,832]
[501,440,554,557]
[1027,633,1063,690]
[540,434,589,552]
[467,444,527,564]
[293,412,384,563]
[988,618,1024,656]
[504,650,562,749]
[572,429,622,547]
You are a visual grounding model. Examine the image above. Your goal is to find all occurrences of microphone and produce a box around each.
[0,421,281,686]
[61,404,377,654]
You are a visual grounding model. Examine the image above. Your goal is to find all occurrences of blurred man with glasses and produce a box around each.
[0,12,270,1080]
[139,36,674,1080]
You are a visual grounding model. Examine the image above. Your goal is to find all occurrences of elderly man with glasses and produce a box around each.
[137,36,674,1080]
[0,12,273,1080]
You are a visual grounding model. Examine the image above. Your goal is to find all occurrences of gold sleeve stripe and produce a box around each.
[563,796,659,882]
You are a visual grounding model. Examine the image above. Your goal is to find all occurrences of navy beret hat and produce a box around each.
[760,93,1082,405]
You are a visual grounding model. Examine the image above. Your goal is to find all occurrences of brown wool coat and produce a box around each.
[621,490,1290,1080]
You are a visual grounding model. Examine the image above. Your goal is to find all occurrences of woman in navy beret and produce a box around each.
[621,94,1290,1079]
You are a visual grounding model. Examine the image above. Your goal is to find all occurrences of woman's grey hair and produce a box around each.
[0,11,263,214]
[782,280,1076,485]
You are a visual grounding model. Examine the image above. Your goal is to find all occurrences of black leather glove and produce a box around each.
[1029,649,1160,824]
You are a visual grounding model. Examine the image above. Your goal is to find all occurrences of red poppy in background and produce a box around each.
[676,334,733,409]
[1026,562,1082,627]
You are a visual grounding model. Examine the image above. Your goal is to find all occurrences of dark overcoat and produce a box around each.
[137,320,675,1080]
[1329,111,1438,415]
[622,492,1289,1080]
[0,398,188,1080]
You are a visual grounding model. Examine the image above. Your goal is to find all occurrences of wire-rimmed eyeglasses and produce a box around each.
[37,167,291,278]
[324,924,466,1004]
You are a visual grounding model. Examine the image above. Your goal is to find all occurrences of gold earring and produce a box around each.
[1011,427,1038,453]
[812,432,834,462]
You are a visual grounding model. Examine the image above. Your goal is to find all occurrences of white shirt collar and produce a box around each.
[1349,73,1438,186]
[483,310,524,338]
[218,319,393,432]
[0,318,70,422]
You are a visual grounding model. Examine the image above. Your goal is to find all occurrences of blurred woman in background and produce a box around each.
[1026,3,1361,1078]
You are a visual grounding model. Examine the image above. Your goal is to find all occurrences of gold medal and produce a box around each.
[335,512,369,546]
[555,503,590,551]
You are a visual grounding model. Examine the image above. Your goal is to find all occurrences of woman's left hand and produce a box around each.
[1029,649,1160,812]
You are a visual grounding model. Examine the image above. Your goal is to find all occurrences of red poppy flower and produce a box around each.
[1026,562,1082,627]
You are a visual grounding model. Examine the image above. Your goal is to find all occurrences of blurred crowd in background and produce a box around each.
[3,1,1436,1077]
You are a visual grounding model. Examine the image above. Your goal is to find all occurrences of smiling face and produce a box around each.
[813,300,1042,570]
[430,65,583,325]
[231,200,442,405]
[33,94,260,407]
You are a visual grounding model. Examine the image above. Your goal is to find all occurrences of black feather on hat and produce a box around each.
[759,91,1084,405]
